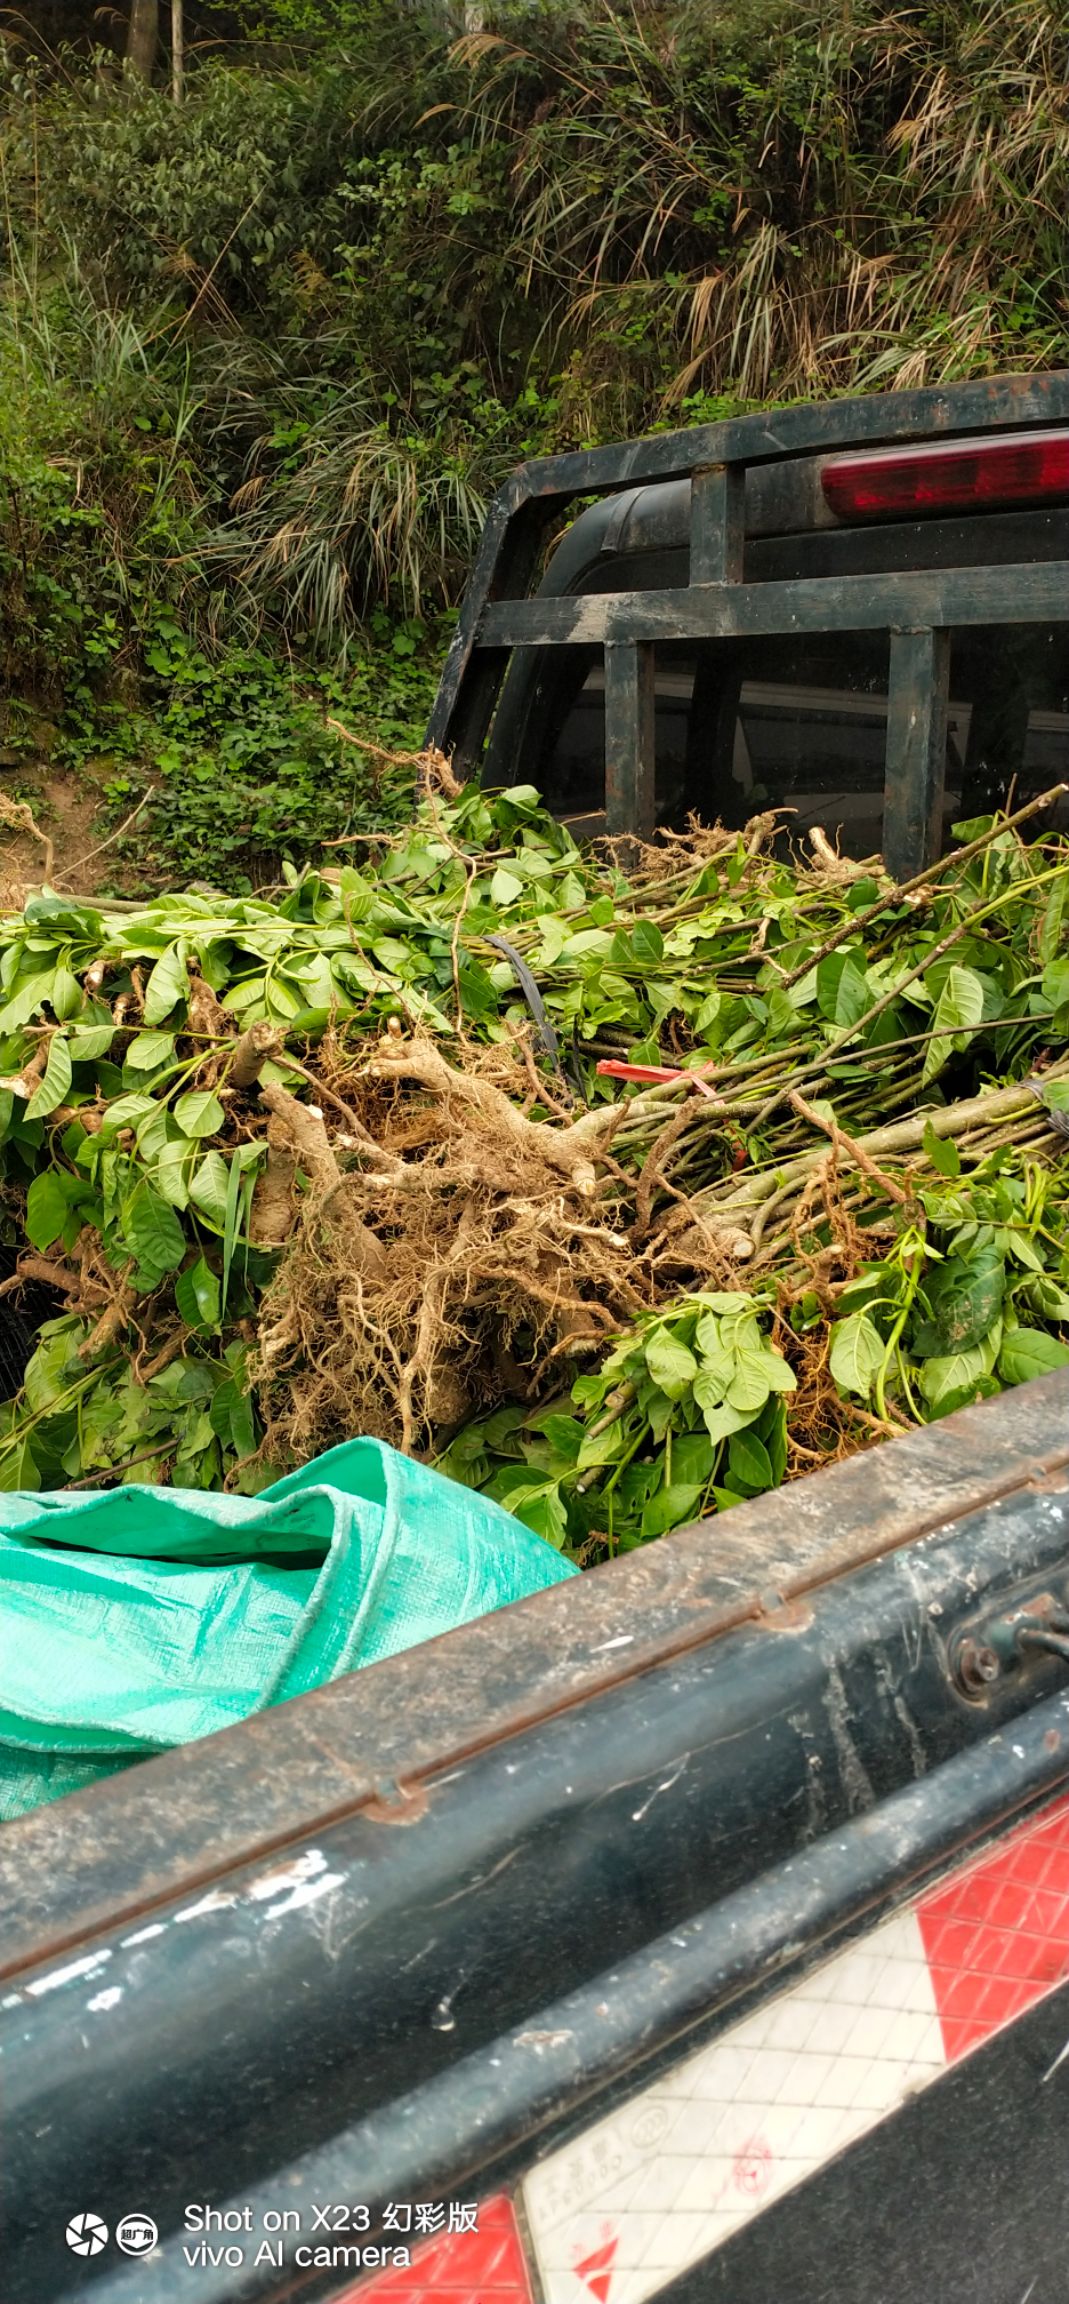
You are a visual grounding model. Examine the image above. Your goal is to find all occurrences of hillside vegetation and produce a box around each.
[0,0,1066,889]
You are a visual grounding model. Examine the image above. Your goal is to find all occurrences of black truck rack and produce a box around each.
[427,368,1069,877]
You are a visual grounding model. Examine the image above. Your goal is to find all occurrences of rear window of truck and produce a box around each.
[538,621,1069,855]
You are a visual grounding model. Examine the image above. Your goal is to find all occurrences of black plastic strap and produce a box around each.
[485,932,583,1099]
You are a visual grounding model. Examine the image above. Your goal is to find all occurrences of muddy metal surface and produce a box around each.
[1,1368,1067,1980]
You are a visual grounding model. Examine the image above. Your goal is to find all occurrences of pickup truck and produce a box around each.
[4,369,1069,2304]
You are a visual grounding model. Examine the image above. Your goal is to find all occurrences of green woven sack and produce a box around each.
[0,1438,576,1820]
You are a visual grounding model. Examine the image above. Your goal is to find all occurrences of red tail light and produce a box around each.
[821,429,1069,522]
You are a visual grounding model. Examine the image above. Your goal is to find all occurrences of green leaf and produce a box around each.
[209,1376,257,1461]
[535,1413,585,1470]
[221,1148,244,1310]
[1041,956,1069,1011]
[922,965,985,1086]
[997,1227,1044,1274]
[0,1438,40,1491]
[174,1090,225,1140]
[23,1325,80,1413]
[911,1245,1005,1357]
[124,1183,187,1281]
[67,1023,116,1063]
[759,1396,789,1484]
[143,941,189,1025]
[457,953,497,1020]
[24,1035,72,1120]
[693,1336,736,1399]
[766,986,799,1038]
[997,1328,1069,1386]
[921,1120,961,1179]
[727,1429,774,1492]
[155,1359,214,1404]
[96,1093,158,1138]
[1019,1274,1069,1322]
[695,1393,753,1445]
[642,1331,699,1400]
[155,1139,192,1210]
[134,1105,179,1164]
[489,867,524,907]
[25,1171,76,1250]
[670,1432,715,1486]
[834,955,871,1028]
[576,1418,626,1473]
[175,1256,222,1332]
[694,989,721,1036]
[630,921,665,967]
[512,1481,570,1550]
[1031,1078,1069,1120]
[23,892,102,935]
[189,1150,230,1225]
[267,975,308,1022]
[747,1346,796,1394]
[0,969,60,1034]
[694,1304,740,1345]
[709,1291,763,1327]
[50,966,82,1022]
[829,1311,885,1399]
[817,948,865,1023]
[223,977,268,1017]
[919,1337,998,1410]
[125,1031,178,1071]
[641,1480,702,1537]
[1039,872,1069,967]
[495,782,542,813]
[724,1351,773,1414]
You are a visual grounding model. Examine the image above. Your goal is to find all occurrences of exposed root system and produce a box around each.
[253,1033,652,1459]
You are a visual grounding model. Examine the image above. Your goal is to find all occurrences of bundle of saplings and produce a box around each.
[1,770,1066,1563]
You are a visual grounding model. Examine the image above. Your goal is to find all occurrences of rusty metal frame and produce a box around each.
[884,626,951,882]
[426,369,1069,868]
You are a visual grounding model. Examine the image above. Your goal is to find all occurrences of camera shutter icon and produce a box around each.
[66,2213,109,2257]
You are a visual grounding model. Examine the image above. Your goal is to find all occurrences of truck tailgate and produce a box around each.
[3,1370,1069,2304]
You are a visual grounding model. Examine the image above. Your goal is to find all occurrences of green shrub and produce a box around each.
[74,616,444,890]
[27,66,355,326]
[0,254,211,709]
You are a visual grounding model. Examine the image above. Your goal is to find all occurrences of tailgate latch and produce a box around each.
[951,1588,1069,1700]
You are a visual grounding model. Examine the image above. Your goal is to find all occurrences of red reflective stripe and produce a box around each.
[574,2233,619,2302]
[917,1797,1069,2061]
[522,1788,1069,2302]
[345,1796,1069,2304]
[342,2195,533,2302]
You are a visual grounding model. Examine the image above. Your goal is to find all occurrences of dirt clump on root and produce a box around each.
[252,1032,653,1462]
